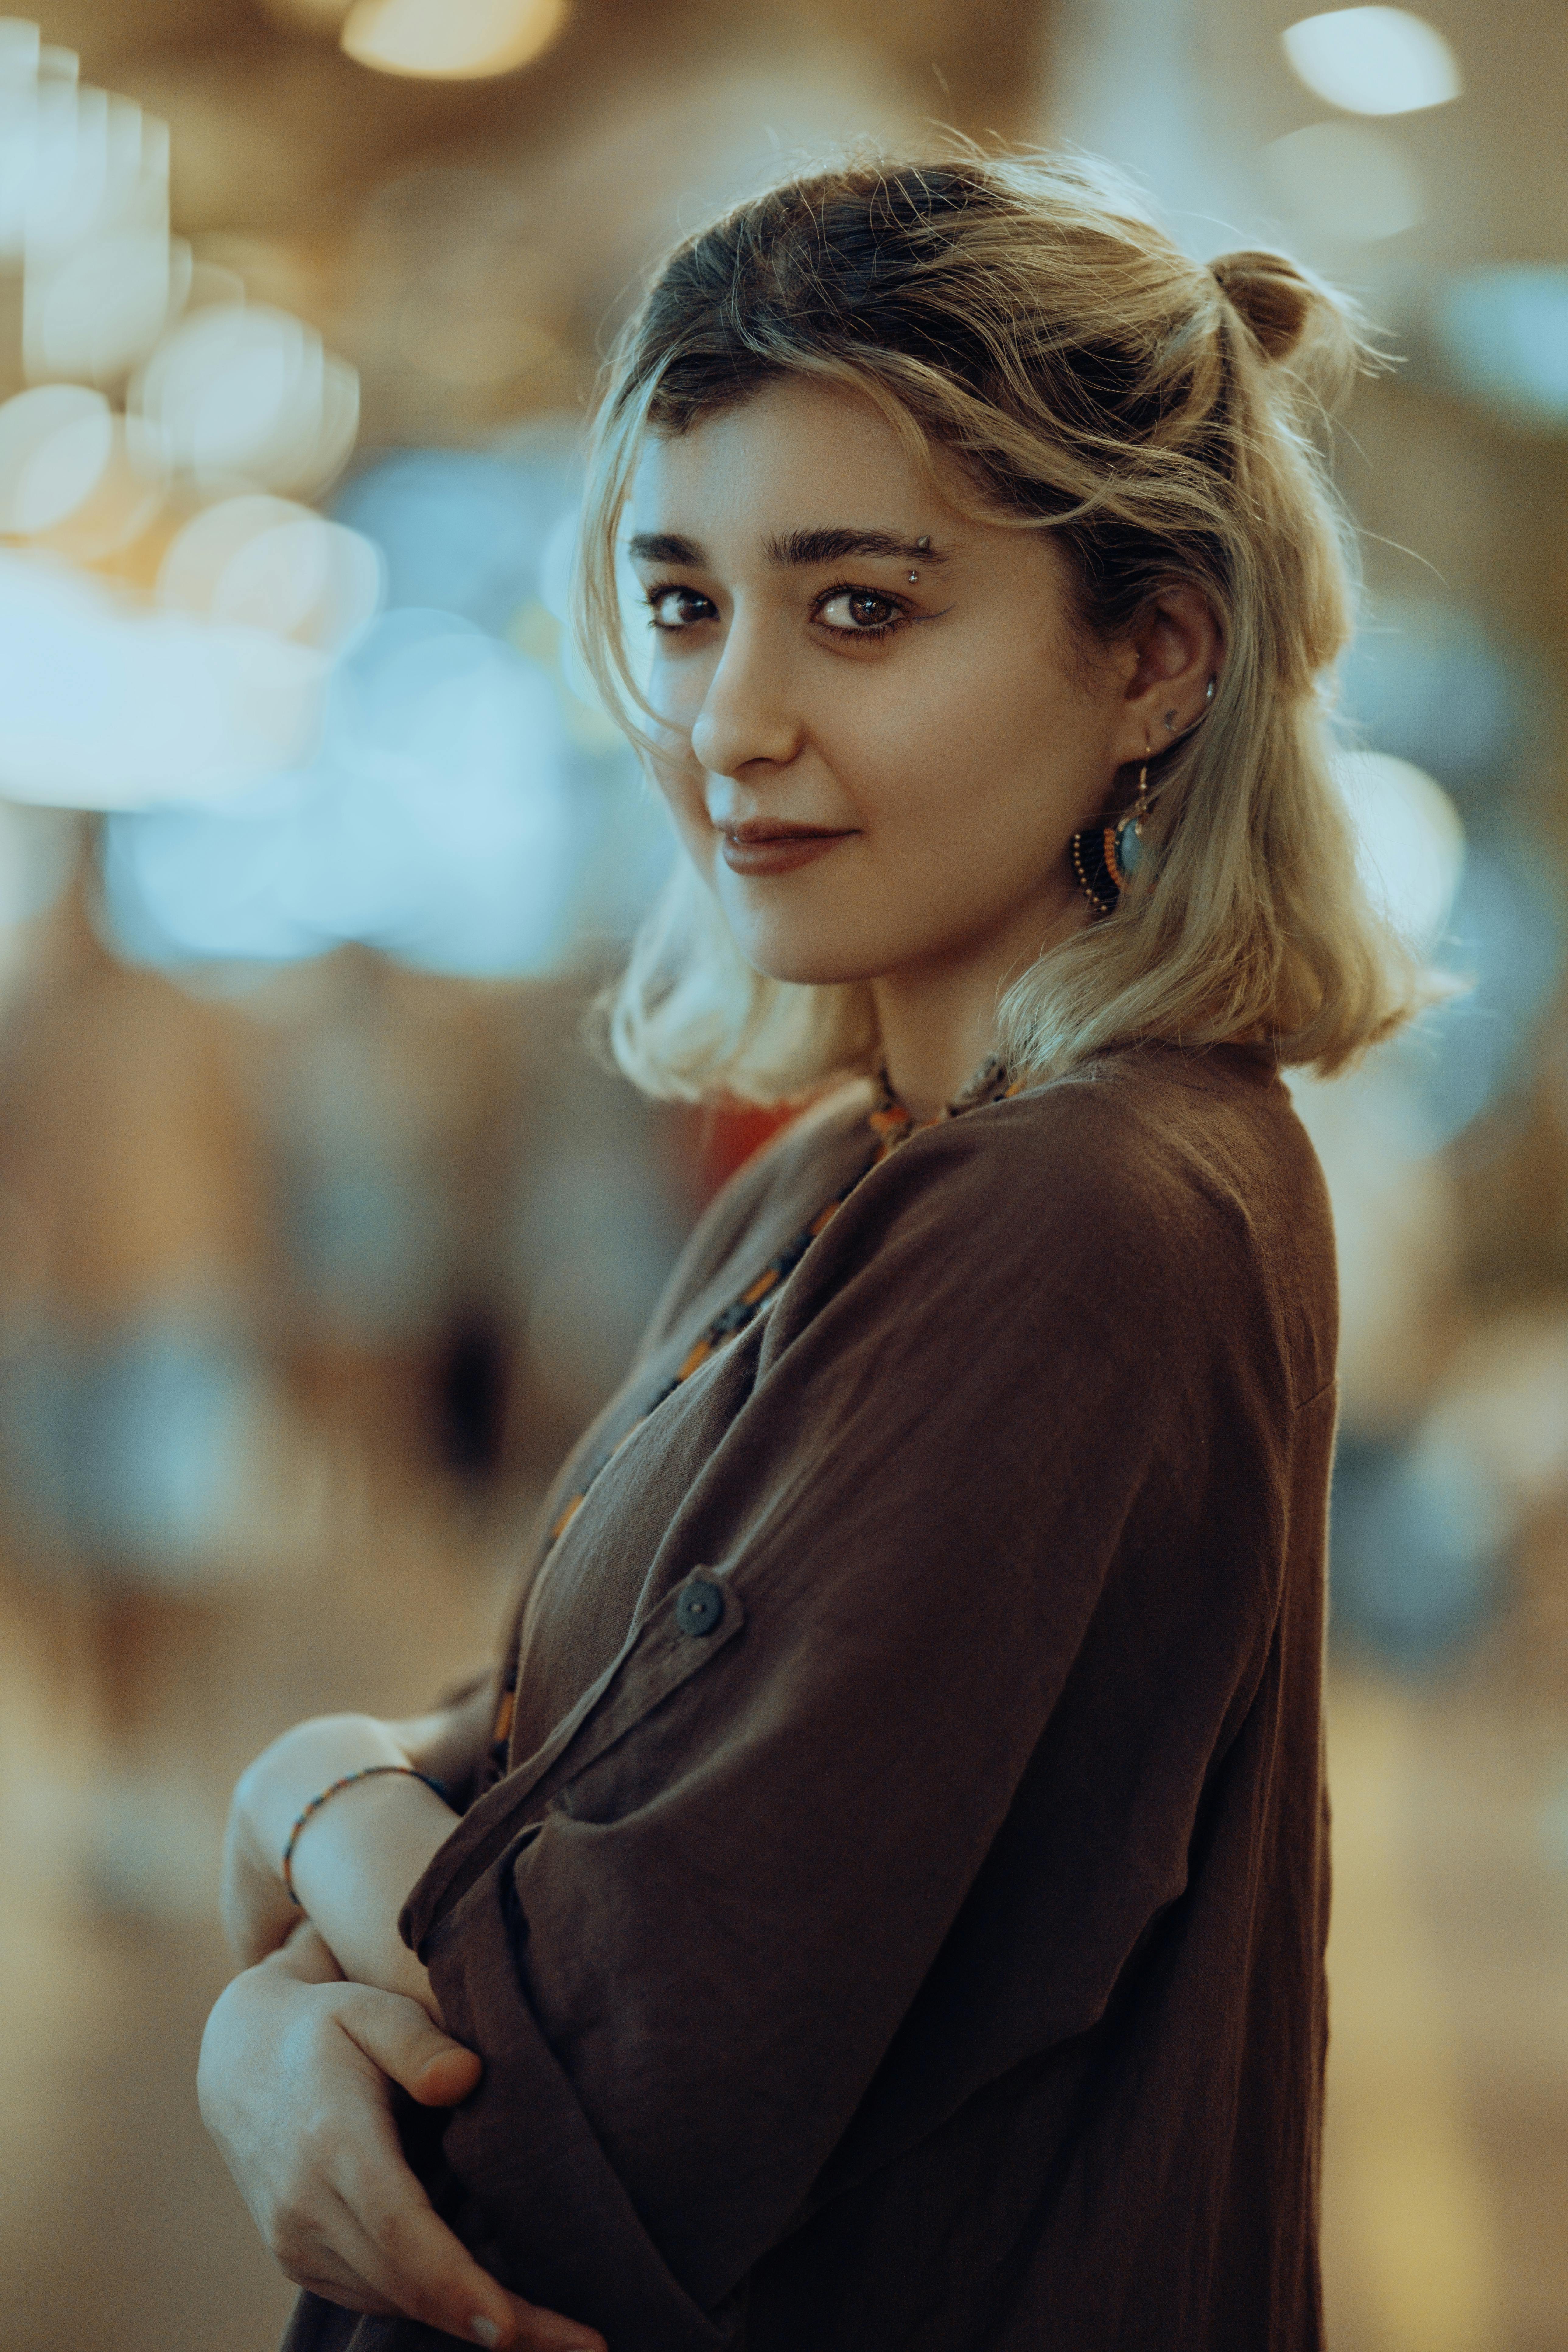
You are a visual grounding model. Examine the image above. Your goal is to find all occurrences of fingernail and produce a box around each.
[469,2319,500,2348]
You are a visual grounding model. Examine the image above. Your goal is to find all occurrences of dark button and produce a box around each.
[675,1578,723,1637]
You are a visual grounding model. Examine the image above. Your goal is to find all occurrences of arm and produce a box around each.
[222,1711,464,2013]
[219,1661,504,2001]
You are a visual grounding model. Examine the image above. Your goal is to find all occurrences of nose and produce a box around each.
[688,606,803,780]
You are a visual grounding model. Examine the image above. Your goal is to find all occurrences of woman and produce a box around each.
[200,153,1418,2352]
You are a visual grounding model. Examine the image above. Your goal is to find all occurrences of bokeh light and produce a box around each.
[1432,267,1568,429]
[133,304,359,498]
[0,552,329,808]
[0,52,190,387]
[157,498,385,651]
[1336,594,1525,791]
[1263,119,1426,241]
[0,386,166,562]
[103,610,577,974]
[0,385,114,534]
[1281,8,1462,116]
[1338,751,1466,950]
[341,0,569,81]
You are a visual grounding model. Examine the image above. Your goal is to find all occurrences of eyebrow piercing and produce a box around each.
[915,535,930,550]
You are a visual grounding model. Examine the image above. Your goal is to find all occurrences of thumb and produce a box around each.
[342,1986,483,2108]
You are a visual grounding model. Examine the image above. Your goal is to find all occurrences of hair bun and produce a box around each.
[1209,250,1314,360]
[1208,247,1366,405]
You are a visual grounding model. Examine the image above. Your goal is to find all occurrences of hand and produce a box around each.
[199,1922,605,2352]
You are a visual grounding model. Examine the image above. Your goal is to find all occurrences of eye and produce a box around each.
[646,583,718,632]
[814,587,905,637]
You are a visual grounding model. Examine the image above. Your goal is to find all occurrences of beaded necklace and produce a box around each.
[487,1056,1019,1762]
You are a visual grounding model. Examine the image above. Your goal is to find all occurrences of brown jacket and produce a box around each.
[287,1042,1337,2352]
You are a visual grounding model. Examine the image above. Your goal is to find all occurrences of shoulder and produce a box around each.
[1001,1042,1327,1232]
[788,1046,1336,1401]
[854,1043,1314,1232]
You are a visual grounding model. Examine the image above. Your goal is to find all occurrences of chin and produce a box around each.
[722,905,890,989]
[735,940,875,989]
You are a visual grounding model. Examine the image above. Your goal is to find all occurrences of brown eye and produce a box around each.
[817,589,901,634]
[648,585,717,630]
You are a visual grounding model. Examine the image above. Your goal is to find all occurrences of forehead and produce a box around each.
[626,377,1069,600]
[632,379,947,537]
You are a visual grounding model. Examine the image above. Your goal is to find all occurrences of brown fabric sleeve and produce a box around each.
[400,1088,1297,2347]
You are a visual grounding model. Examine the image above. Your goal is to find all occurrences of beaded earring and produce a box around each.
[1069,674,1215,917]
[1069,753,1153,919]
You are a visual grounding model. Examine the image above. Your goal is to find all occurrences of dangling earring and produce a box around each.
[1069,742,1155,918]
[1111,753,1153,885]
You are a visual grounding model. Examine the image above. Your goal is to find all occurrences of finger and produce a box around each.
[329,2118,604,2352]
[496,2291,608,2352]
[282,2261,400,2318]
[272,1919,346,1985]
[339,1984,482,2107]
[359,2211,608,2352]
[327,2182,527,2349]
[321,2012,603,2349]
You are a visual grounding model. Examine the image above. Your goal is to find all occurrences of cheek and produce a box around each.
[646,658,709,783]
[647,744,715,875]
[647,637,723,728]
[844,638,1085,851]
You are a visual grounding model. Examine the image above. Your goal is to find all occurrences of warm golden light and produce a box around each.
[340,0,567,81]
[256,0,355,31]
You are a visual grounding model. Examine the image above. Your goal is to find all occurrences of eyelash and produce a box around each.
[643,579,912,642]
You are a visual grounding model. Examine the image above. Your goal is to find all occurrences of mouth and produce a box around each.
[717,820,857,878]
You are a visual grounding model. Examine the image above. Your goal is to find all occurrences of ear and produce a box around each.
[1110,586,1224,766]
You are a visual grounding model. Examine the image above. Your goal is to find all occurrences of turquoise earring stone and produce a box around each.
[1115,814,1145,880]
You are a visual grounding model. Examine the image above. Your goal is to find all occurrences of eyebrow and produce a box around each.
[625,527,952,569]
[627,532,705,565]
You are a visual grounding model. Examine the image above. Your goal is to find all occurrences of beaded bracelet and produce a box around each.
[282,1765,448,1907]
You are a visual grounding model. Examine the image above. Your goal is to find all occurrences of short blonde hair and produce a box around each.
[576,148,1423,1104]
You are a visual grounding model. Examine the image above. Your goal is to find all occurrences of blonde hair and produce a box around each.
[576,148,1422,1104]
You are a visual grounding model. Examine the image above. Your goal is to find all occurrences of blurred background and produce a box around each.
[0,2,1562,2346]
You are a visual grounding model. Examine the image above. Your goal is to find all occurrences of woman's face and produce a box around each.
[628,378,1156,992]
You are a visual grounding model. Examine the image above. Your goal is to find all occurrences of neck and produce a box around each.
[868,883,1090,1122]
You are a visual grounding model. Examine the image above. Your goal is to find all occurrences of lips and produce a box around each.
[718,823,856,877]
